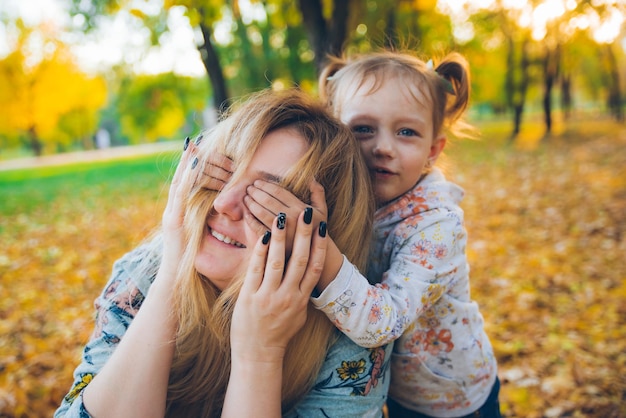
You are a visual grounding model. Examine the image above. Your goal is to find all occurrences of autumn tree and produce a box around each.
[70,0,368,111]
[0,21,107,155]
[114,72,209,143]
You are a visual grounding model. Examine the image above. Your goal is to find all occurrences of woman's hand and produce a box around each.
[244,180,328,252]
[231,207,327,361]
[158,141,198,283]
[223,208,327,418]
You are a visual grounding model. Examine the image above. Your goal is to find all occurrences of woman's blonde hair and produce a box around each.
[319,50,474,140]
[140,89,374,416]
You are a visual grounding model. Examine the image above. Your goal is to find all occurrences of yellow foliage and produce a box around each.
[145,104,186,142]
[1,122,625,416]
[0,32,107,151]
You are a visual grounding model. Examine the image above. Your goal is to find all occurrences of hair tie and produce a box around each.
[427,59,456,96]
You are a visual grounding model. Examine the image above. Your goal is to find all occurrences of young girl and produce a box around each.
[244,51,500,417]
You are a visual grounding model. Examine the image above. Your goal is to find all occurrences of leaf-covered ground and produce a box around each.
[0,118,624,417]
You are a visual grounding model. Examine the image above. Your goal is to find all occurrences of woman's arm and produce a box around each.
[57,143,198,417]
[223,208,327,418]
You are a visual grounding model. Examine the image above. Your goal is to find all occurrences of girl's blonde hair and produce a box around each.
[140,89,375,417]
[319,50,474,139]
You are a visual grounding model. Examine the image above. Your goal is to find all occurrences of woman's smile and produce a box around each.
[208,226,246,248]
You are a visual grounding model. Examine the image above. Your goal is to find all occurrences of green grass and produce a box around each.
[0,153,178,216]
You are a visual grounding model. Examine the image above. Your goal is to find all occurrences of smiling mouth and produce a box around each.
[209,228,246,248]
[373,167,393,175]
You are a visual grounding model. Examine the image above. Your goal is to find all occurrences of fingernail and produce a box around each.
[191,157,198,169]
[304,207,313,224]
[183,136,190,151]
[195,134,203,145]
[277,212,287,230]
[318,221,327,237]
[262,230,271,245]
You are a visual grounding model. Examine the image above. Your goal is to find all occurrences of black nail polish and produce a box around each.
[183,136,190,151]
[195,134,203,145]
[318,221,327,237]
[304,207,313,224]
[262,230,271,245]
[191,157,198,169]
[277,212,287,230]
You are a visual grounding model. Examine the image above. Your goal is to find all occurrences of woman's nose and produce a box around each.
[212,183,245,220]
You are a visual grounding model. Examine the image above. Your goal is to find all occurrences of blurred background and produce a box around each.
[0,1,625,417]
[0,0,624,156]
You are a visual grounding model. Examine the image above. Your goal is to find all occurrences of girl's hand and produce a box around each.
[244,180,328,252]
[231,208,327,362]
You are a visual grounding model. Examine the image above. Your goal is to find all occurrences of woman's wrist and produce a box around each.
[231,344,287,366]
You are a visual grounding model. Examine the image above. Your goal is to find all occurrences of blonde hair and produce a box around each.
[319,50,474,140]
[139,89,374,417]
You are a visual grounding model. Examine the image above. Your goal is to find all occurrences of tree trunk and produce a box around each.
[560,73,571,119]
[28,126,43,156]
[285,24,302,85]
[298,0,350,75]
[605,44,623,122]
[197,19,230,115]
[505,35,514,111]
[384,6,397,50]
[511,39,530,141]
[542,44,560,137]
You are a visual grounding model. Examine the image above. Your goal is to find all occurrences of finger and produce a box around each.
[308,179,327,213]
[300,221,328,295]
[282,208,318,293]
[206,152,234,174]
[165,142,194,216]
[243,204,270,238]
[171,140,193,187]
[200,153,234,191]
[262,213,287,291]
[243,192,274,229]
[252,179,301,209]
[241,230,271,294]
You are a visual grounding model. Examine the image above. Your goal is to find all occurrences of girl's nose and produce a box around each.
[212,183,245,220]
[372,132,394,158]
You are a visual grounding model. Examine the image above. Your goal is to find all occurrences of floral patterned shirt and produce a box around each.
[312,169,497,417]
[55,244,392,417]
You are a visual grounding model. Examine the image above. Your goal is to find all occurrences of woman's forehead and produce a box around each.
[247,127,308,179]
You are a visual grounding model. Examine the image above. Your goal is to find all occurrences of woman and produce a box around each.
[55,89,391,417]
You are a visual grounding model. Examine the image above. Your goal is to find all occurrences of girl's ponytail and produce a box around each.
[435,52,471,124]
[318,56,347,106]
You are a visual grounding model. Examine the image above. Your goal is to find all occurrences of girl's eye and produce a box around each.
[352,125,374,139]
[352,125,374,135]
[398,128,419,137]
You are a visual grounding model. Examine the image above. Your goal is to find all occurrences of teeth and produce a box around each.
[210,229,245,248]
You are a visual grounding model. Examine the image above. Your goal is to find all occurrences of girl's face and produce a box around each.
[338,76,445,206]
[194,127,308,290]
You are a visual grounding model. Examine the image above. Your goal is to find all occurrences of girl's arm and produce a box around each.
[245,182,465,348]
[223,209,327,418]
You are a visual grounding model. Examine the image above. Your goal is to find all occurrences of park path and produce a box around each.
[0,142,181,172]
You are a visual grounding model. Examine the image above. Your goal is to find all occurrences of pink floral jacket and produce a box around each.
[313,169,498,417]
